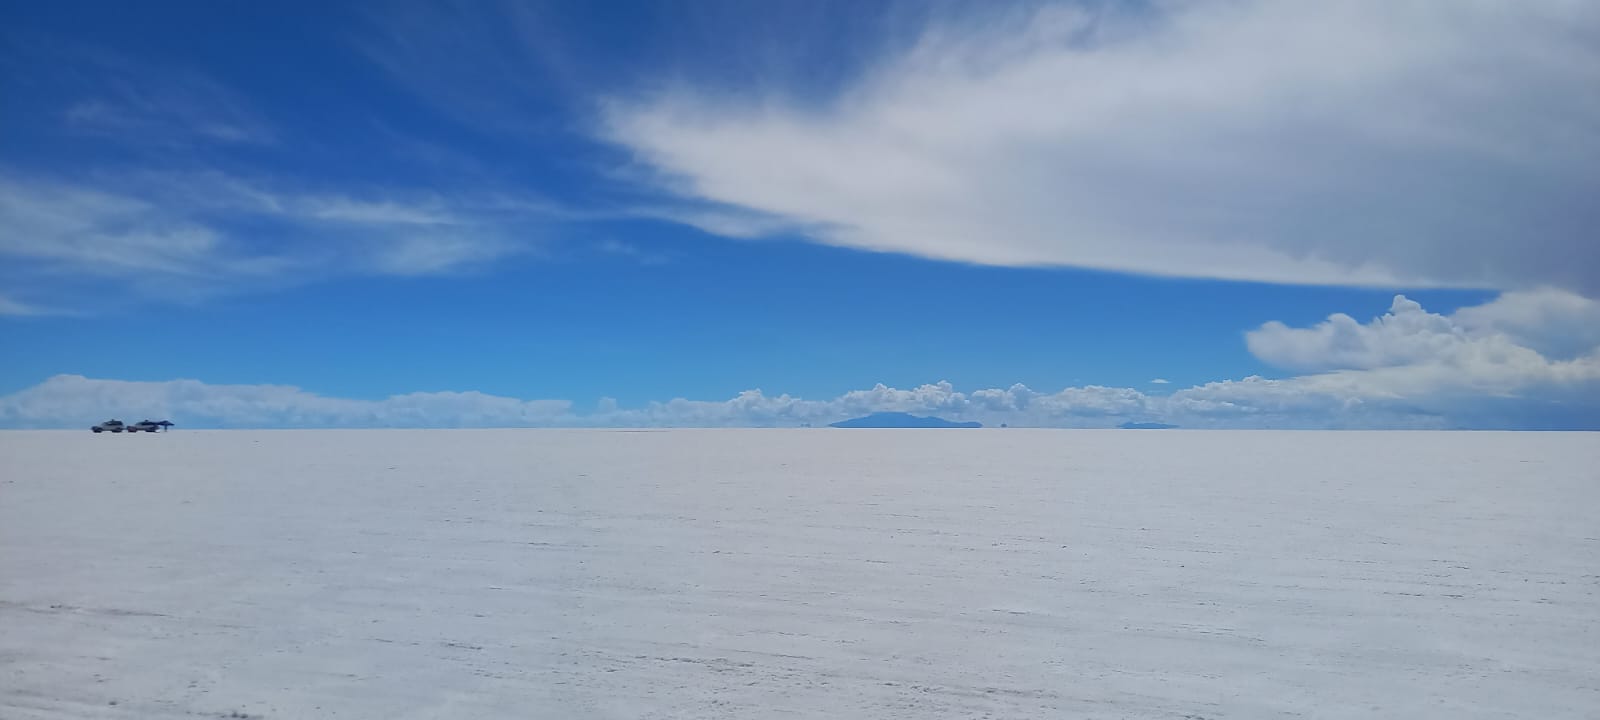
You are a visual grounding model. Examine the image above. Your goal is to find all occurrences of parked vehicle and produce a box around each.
[92,419,173,433]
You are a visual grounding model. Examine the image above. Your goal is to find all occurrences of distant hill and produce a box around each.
[830,412,982,429]
[1118,421,1179,430]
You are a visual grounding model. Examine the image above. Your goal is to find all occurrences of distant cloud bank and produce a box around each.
[5,293,1595,430]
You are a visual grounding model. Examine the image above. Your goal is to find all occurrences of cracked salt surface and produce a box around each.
[2,429,1597,718]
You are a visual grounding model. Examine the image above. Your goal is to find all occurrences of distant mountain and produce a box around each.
[830,412,982,429]
[1118,421,1179,430]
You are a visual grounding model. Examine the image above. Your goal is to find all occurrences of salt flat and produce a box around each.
[1,429,1596,719]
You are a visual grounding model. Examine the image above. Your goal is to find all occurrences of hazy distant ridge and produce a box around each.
[830,412,982,428]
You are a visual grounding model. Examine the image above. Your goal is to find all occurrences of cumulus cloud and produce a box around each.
[1247,295,1481,373]
[1217,291,1600,427]
[605,1,1600,291]
[3,294,1596,429]
[1246,291,1600,382]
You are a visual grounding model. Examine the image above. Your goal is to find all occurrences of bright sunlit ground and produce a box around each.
[2,429,1597,719]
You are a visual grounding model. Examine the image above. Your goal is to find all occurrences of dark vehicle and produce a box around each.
[128,420,162,433]
[91,419,125,433]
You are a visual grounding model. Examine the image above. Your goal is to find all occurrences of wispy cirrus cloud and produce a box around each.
[0,31,591,312]
[0,177,240,278]
[0,171,553,310]
[4,39,277,147]
[0,293,49,317]
[61,78,272,146]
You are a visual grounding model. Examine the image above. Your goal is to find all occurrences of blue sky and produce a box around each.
[2,1,1597,429]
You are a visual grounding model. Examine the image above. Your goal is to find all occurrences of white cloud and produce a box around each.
[0,377,1154,430]
[1246,292,1600,382]
[604,1,1600,291]
[625,204,810,241]
[0,172,547,309]
[368,233,524,276]
[1247,295,1480,373]
[300,197,461,226]
[1452,288,1600,360]
[0,375,573,429]
[594,239,669,265]
[1165,376,1445,429]
[1149,378,1170,384]
[3,294,1596,429]
[0,177,243,278]
[1217,292,1600,427]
